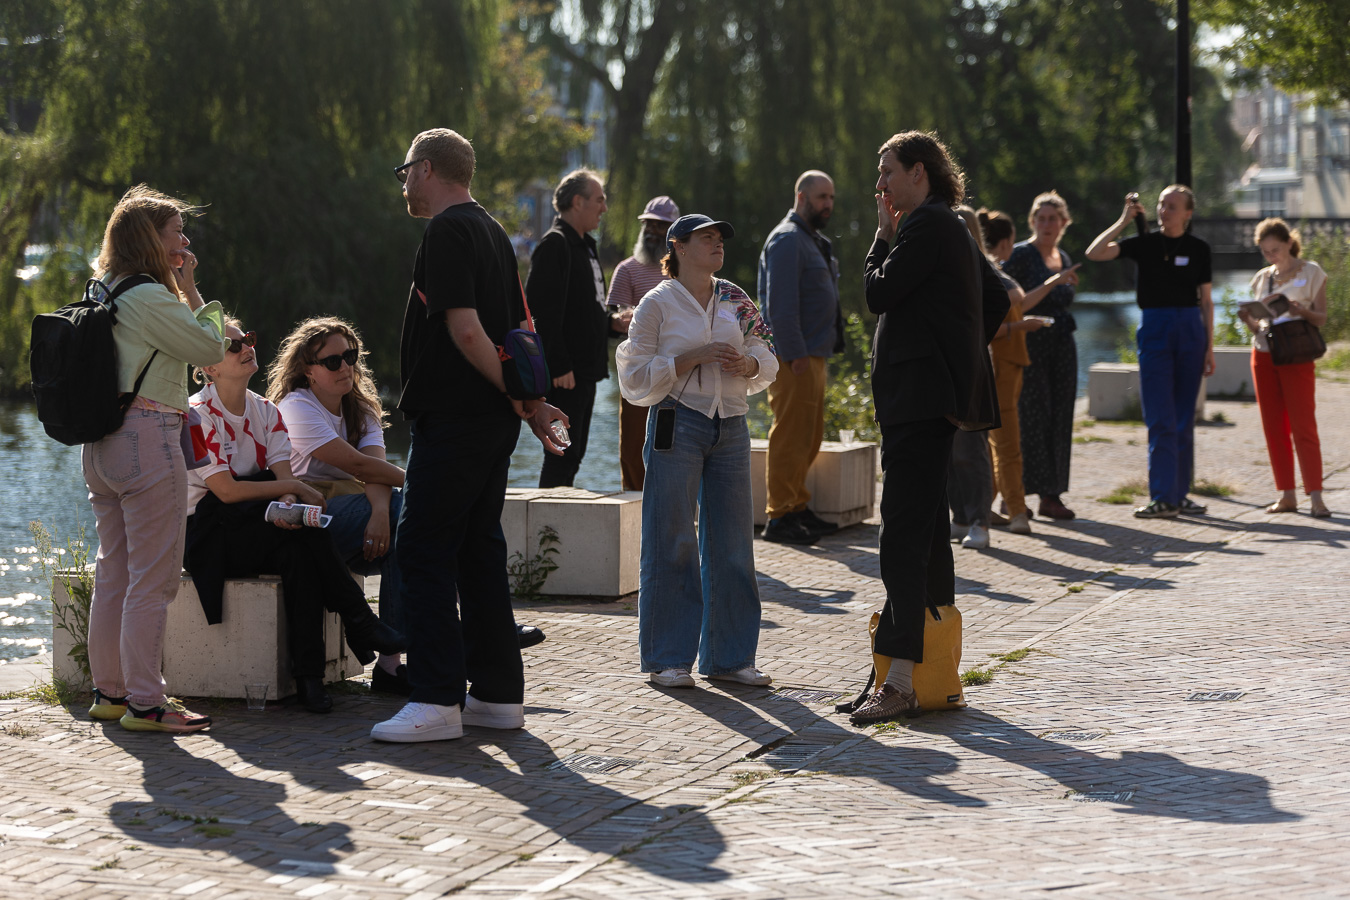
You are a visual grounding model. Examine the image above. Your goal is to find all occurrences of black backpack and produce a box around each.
[29,274,158,446]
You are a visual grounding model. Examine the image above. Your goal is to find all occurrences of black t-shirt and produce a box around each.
[397,201,521,417]
[1116,231,1213,309]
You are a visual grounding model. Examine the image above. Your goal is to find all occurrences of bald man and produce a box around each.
[757,170,845,545]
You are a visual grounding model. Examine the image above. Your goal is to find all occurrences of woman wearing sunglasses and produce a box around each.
[82,186,231,733]
[266,317,415,694]
[183,319,405,713]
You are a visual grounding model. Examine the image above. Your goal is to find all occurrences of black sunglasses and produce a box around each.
[314,348,359,371]
[394,158,427,184]
[226,332,258,354]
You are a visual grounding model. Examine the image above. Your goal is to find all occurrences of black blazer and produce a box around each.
[865,199,1008,429]
[525,218,611,383]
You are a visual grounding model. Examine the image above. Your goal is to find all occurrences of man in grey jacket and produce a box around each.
[757,170,843,545]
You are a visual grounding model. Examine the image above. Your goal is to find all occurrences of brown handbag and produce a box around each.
[1266,318,1326,366]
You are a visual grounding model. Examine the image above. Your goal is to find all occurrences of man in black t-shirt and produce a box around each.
[1086,186,1215,520]
[372,128,569,744]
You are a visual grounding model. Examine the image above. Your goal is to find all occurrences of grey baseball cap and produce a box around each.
[638,196,681,223]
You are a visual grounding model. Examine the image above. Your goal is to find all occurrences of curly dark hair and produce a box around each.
[877,131,966,206]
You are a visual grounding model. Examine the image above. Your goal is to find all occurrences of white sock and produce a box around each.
[883,658,914,693]
[377,653,403,675]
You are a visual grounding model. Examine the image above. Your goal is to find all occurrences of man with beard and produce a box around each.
[758,170,845,545]
[606,195,680,490]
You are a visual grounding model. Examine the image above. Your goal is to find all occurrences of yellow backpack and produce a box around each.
[836,605,967,714]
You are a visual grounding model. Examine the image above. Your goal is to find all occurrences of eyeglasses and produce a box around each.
[226,332,258,354]
[314,348,359,371]
[395,158,427,184]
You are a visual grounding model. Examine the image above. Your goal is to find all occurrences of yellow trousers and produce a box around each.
[766,356,826,519]
[988,357,1026,517]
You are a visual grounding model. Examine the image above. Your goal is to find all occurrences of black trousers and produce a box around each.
[539,380,597,488]
[876,417,957,662]
[187,514,368,678]
[398,409,524,707]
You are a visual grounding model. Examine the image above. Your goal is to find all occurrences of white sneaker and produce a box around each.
[649,667,695,688]
[462,694,525,730]
[708,666,773,686]
[371,702,463,742]
[1008,511,1033,535]
[949,521,967,542]
[961,524,990,550]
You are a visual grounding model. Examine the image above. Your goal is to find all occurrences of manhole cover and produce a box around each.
[769,687,846,705]
[1043,731,1106,742]
[1185,690,1245,702]
[547,753,637,774]
[1069,790,1135,804]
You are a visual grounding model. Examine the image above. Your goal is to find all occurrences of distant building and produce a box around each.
[1230,85,1350,218]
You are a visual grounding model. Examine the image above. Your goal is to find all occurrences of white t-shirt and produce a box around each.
[276,388,384,480]
[187,383,292,514]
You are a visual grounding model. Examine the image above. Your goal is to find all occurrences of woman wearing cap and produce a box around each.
[607,195,680,490]
[616,214,778,689]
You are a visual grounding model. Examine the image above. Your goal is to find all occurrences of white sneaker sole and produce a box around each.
[707,673,773,687]
[461,707,525,729]
[370,723,463,742]
[649,674,695,688]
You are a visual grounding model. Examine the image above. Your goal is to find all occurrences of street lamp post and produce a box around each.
[1176,0,1192,187]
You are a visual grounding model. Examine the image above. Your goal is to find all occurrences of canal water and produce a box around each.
[0,277,1255,664]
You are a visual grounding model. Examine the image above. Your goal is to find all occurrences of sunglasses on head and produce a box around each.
[226,332,258,354]
[314,348,359,371]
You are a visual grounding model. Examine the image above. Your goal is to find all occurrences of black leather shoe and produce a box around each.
[345,613,407,666]
[762,515,819,545]
[294,677,333,714]
[517,624,546,649]
[370,663,412,696]
[798,509,840,536]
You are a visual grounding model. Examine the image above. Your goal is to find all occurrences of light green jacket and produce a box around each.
[107,275,228,411]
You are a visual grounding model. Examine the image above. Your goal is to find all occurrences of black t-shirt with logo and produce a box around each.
[397,201,521,418]
[1116,231,1213,309]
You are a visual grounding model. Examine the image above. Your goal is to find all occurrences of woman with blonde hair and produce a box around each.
[83,185,230,733]
[1002,191,1082,520]
[1238,218,1330,517]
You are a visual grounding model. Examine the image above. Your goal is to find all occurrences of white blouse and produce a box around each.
[1249,260,1328,353]
[616,278,777,418]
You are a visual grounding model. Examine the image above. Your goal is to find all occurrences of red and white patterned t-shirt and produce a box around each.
[186,383,292,514]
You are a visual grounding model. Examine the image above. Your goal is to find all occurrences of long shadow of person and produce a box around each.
[911,710,1300,823]
[103,728,352,875]
[362,726,731,882]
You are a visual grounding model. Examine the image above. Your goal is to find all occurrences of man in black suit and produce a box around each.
[852,131,1008,724]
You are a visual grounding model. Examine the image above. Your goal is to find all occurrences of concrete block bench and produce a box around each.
[53,573,364,700]
[749,439,879,528]
[1087,363,1206,421]
[1208,346,1255,399]
[503,488,641,598]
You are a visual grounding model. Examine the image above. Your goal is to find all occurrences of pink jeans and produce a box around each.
[82,407,188,709]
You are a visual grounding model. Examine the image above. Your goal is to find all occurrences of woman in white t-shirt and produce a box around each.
[184,320,406,714]
[267,317,414,695]
[1238,218,1330,518]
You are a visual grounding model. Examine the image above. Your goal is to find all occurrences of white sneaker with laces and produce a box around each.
[371,701,463,742]
[462,694,525,729]
[708,666,773,686]
[1007,512,1033,535]
[649,667,695,688]
[962,524,990,550]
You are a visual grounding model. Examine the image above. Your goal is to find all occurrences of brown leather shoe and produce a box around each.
[849,683,922,725]
[1038,498,1076,520]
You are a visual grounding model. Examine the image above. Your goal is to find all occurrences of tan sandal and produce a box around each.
[1265,501,1297,514]
[1310,504,1332,519]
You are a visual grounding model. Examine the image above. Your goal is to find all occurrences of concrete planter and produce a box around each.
[54,573,362,699]
[1208,345,1255,398]
[503,489,642,598]
[750,439,879,527]
[1087,363,1206,421]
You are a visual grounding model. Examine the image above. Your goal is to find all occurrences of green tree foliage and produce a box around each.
[0,0,586,395]
[1203,0,1350,104]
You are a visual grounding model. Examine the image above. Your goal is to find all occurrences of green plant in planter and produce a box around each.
[29,521,93,687]
[507,525,561,600]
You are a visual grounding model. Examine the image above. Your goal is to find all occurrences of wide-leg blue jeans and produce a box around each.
[1137,306,1207,505]
[639,402,761,675]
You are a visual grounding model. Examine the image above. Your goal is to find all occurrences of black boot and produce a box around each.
[294,677,333,714]
[343,609,406,665]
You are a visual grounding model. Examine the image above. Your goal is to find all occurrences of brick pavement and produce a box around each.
[1,380,1348,898]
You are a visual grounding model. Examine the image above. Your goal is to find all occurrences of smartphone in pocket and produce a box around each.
[653,406,676,451]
